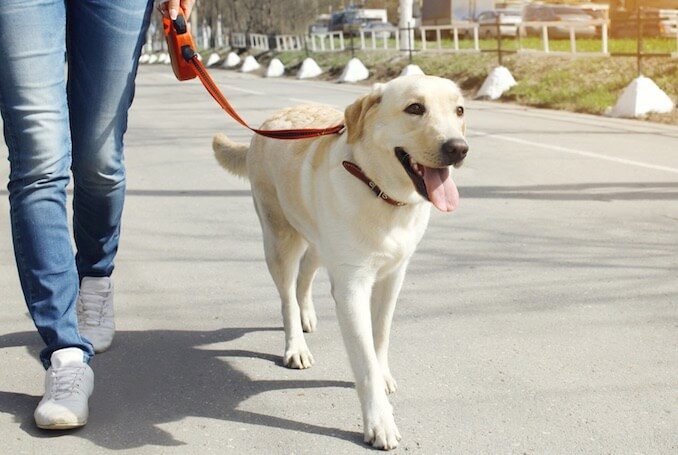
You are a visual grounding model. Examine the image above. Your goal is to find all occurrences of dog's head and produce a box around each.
[344,75,467,212]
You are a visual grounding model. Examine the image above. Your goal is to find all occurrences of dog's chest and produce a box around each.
[368,211,429,268]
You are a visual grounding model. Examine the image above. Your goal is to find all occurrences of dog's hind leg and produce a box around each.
[371,264,407,395]
[256,201,314,370]
[296,247,319,333]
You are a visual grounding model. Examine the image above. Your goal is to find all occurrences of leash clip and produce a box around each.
[181,45,196,62]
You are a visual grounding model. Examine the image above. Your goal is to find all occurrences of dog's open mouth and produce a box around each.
[395,147,460,212]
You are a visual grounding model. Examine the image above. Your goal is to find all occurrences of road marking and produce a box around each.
[477,131,678,175]
[154,69,678,175]
[218,84,266,96]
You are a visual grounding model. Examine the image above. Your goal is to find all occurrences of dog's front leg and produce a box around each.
[330,265,401,450]
[371,263,407,395]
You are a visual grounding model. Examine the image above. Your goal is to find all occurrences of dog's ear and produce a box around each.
[344,88,383,144]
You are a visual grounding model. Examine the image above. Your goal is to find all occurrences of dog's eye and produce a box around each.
[404,103,426,116]
[456,106,464,117]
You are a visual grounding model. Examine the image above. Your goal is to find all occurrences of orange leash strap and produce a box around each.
[163,11,345,141]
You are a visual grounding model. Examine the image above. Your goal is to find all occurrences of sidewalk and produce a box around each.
[0,66,676,454]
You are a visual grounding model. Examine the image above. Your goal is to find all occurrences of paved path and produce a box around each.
[1,65,676,454]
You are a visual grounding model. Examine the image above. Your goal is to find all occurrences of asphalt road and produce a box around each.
[1,65,676,454]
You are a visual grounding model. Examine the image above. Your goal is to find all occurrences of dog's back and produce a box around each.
[213,104,343,181]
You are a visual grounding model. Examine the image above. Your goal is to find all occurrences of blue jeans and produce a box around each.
[0,0,153,368]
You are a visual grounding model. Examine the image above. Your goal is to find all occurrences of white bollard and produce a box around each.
[399,64,424,77]
[148,54,159,64]
[222,52,241,68]
[338,58,369,83]
[476,66,517,100]
[206,52,221,67]
[297,58,323,79]
[266,58,285,78]
[609,76,674,117]
[160,53,171,64]
[240,55,260,73]
[139,54,150,64]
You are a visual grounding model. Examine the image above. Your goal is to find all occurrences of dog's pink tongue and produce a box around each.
[422,166,459,212]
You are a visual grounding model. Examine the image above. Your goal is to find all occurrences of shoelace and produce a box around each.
[50,366,86,400]
[78,288,111,327]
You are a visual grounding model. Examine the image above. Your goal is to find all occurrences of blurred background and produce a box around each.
[141,0,677,123]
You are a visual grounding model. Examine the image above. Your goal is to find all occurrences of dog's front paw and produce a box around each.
[283,341,314,369]
[300,306,317,333]
[383,370,397,395]
[364,405,401,450]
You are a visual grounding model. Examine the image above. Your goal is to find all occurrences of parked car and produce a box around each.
[521,4,596,39]
[362,21,398,38]
[660,9,678,38]
[475,9,522,38]
[329,8,388,35]
[309,14,330,35]
[309,24,329,34]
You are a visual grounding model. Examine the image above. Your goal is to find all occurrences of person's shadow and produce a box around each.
[0,328,359,449]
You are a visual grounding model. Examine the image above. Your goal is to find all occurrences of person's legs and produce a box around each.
[67,0,153,353]
[0,0,94,368]
[67,0,153,279]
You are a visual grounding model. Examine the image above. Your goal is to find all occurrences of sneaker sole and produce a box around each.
[93,339,113,353]
[36,420,87,430]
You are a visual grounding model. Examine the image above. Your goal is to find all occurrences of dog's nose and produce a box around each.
[440,138,468,165]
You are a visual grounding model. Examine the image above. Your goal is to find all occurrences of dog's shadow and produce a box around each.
[0,328,359,450]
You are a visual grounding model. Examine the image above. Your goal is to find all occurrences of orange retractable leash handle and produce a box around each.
[163,10,198,81]
[163,10,345,140]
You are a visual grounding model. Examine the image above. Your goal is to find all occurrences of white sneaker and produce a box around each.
[77,277,115,353]
[34,348,94,430]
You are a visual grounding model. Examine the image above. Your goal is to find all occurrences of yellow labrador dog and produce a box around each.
[213,75,468,450]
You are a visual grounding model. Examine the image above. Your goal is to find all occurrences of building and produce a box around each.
[421,0,678,25]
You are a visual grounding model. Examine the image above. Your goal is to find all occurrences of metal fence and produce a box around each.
[516,19,609,55]
[307,31,345,52]
[142,12,678,69]
[275,34,304,52]
[359,29,400,51]
[420,22,480,52]
[249,33,269,51]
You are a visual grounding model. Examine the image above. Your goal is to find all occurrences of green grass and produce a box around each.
[337,36,676,54]
[427,37,677,54]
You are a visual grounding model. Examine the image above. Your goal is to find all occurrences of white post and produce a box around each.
[190,5,199,46]
[421,28,427,50]
[569,26,576,53]
[399,0,414,52]
[372,31,377,49]
[216,14,223,48]
[436,28,442,49]
[453,26,459,51]
[602,22,608,54]
[473,25,479,51]
[542,25,549,52]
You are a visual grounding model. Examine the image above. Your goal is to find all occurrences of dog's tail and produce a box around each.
[212,133,249,178]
